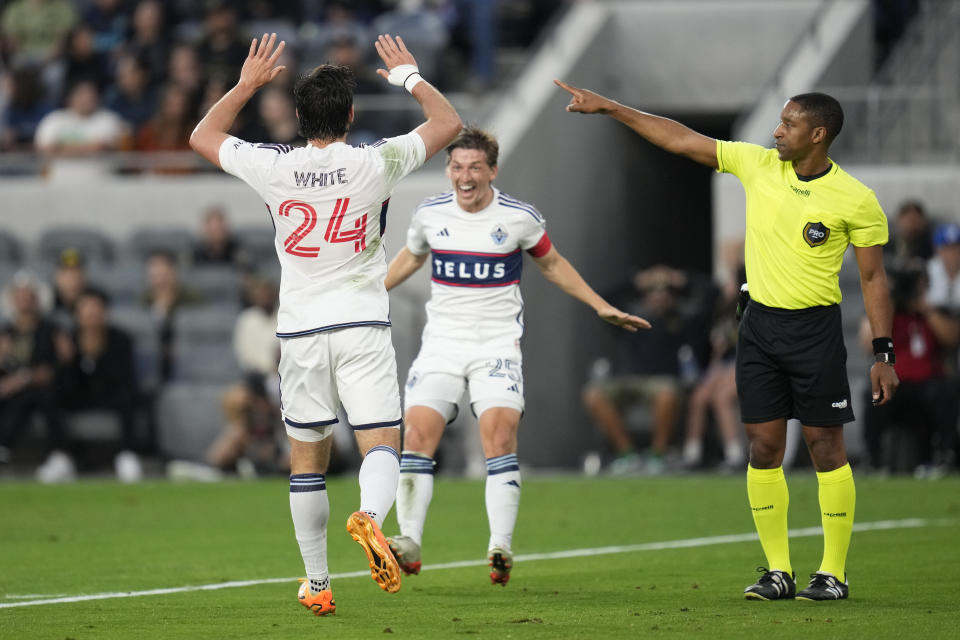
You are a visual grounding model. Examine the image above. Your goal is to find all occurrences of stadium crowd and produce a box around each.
[0,206,287,482]
[581,201,960,480]
[0,0,557,154]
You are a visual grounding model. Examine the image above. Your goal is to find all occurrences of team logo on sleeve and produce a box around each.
[490,224,508,246]
[803,221,830,247]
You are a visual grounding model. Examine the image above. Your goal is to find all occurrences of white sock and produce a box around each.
[485,454,521,551]
[396,451,435,547]
[289,473,329,585]
[682,440,702,465]
[725,441,745,466]
[358,445,400,527]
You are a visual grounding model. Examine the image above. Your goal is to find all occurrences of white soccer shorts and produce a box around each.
[404,340,525,421]
[279,325,402,442]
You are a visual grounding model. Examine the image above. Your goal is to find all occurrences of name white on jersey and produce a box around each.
[406,187,547,345]
[219,134,426,336]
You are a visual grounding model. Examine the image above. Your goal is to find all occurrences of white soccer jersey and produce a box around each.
[406,187,551,346]
[219,133,426,336]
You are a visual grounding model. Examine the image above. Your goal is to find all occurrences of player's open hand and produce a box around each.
[597,306,652,332]
[239,33,286,90]
[870,361,899,407]
[554,80,615,115]
[375,34,418,78]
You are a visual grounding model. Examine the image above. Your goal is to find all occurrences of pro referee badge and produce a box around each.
[803,221,830,247]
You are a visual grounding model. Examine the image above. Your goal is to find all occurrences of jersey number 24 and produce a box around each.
[279,198,367,256]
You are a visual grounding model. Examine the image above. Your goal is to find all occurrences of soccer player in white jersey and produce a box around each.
[189,33,461,615]
[382,128,650,585]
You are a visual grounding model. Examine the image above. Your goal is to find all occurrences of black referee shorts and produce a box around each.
[736,300,854,427]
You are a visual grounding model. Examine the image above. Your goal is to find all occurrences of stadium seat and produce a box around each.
[171,306,240,383]
[37,227,114,266]
[127,227,195,264]
[109,304,161,391]
[183,265,243,306]
[88,260,145,305]
[0,230,24,266]
[234,225,277,265]
[155,382,228,460]
[172,341,239,383]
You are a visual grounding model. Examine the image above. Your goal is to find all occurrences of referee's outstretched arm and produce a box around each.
[554,79,718,169]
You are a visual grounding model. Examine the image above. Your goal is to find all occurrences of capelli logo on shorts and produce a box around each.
[803,221,830,247]
[831,399,848,409]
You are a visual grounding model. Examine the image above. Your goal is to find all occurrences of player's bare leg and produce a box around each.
[347,427,403,593]
[288,436,336,614]
[390,406,447,575]
[478,406,522,585]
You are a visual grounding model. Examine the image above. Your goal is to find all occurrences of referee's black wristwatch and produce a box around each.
[872,338,896,365]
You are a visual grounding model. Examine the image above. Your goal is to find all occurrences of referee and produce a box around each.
[556,81,899,601]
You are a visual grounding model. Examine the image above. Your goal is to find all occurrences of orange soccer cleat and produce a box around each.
[346,511,402,593]
[297,579,336,616]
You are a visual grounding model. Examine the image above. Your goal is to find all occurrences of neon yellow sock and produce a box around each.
[747,465,791,575]
[817,463,855,582]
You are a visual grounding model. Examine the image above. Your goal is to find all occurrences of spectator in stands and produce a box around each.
[62,24,111,92]
[860,263,959,474]
[885,199,934,265]
[125,0,169,86]
[167,43,204,102]
[582,266,698,474]
[0,272,66,478]
[205,277,283,474]
[1,0,77,67]
[926,222,960,313]
[299,0,369,63]
[81,0,130,57]
[51,248,88,319]
[139,250,202,383]
[55,288,143,482]
[134,83,193,152]
[371,0,450,83]
[0,64,53,151]
[681,245,745,471]
[34,79,128,156]
[192,204,243,266]
[236,86,301,146]
[195,1,249,88]
[104,54,159,129]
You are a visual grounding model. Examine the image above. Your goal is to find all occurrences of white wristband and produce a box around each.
[387,64,424,93]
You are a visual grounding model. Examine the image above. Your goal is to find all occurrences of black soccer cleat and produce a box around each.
[796,572,849,601]
[743,567,796,600]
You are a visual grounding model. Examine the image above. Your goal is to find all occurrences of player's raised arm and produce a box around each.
[385,247,428,291]
[375,34,461,160]
[532,245,651,332]
[554,79,717,169]
[190,33,286,168]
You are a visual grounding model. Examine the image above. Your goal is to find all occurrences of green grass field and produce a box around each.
[1,473,958,639]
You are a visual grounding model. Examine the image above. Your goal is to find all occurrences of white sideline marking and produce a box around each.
[0,518,935,609]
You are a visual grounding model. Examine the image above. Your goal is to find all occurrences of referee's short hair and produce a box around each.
[789,92,844,144]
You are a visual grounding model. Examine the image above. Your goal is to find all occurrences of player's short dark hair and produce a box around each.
[789,92,844,144]
[293,64,356,142]
[446,127,499,167]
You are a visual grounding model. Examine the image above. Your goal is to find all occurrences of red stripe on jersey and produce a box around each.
[526,233,552,258]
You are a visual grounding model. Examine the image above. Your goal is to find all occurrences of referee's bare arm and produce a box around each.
[854,244,899,405]
[554,80,717,169]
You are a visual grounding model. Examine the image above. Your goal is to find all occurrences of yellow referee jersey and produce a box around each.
[717,140,888,309]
